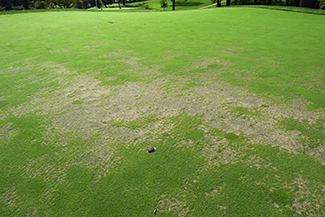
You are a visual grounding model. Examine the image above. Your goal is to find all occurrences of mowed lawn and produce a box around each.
[0,7,325,216]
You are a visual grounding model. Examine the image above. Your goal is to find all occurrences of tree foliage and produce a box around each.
[1,0,25,10]
[0,0,105,10]
[0,0,323,10]
[35,1,47,9]
[74,0,104,9]
[160,0,168,10]
[45,0,77,8]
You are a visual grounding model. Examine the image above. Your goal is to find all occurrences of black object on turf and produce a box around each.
[148,147,157,153]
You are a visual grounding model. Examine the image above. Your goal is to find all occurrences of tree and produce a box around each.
[299,0,317,7]
[211,0,221,6]
[35,1,47,8]
[24,0,29,8]
[1,0,27,10]
[102,0,114,8]
[46,0,76,8]
[117,0,124,8]
[160,0,168,10]
[171,0,175,10]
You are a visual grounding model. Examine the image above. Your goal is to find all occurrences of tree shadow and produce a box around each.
[99,19,114,24]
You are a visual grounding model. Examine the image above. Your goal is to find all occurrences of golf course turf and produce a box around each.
[0,6,325,216]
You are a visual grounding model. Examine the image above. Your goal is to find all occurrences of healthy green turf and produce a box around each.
[1,7,325,216]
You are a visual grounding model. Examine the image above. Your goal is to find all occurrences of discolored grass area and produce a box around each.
[1,7,325,216]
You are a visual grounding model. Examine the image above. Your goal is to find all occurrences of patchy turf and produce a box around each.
[1,7,325,216]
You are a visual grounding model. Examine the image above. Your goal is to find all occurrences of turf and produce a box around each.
[1,7,325,216]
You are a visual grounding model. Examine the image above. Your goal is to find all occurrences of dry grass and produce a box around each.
[0,187,16,207]
[158,193,190,216]
[10,57,325,171]
[290,174,325,216]
[3,56,324,216]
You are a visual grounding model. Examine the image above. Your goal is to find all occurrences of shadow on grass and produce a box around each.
[99,18,114,24]
[253,5,325,15]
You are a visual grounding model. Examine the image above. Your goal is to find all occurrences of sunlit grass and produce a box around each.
[0,7,324,216]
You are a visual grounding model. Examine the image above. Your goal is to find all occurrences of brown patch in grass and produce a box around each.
[205,183,225,197]
[289,174,325,216]
[190,56,230,70]
[72,138,121,178]
[0,187,16,206]
[157,193,190,216]
[0,122,18,141]
[0,112,5,120]
[309,147,325,165]
[10,60,324,166]
[203,141,241,166]
[205,184,227,210]
[203,141,275,169]
[22,154,67,183]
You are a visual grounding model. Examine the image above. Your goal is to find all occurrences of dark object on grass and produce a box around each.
[148,147,157,153]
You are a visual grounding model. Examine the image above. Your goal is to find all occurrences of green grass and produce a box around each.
[72,99,84,104]
[1,7,325,216]
[6,7,320,107]
[227,106,264,118]
[280,117,325,148]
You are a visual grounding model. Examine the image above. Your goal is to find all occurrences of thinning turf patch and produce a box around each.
[280,117,325,148]
[1,7,325,217]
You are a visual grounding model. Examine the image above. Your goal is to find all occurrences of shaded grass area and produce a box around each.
[254,5,325,15]
[1,7,325,216]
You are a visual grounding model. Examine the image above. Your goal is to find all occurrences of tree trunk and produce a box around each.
[24,0,29,9]
[254,0,257,5]
[226,0,230,6]
[102,0,108,8]
[217,0,221,7]
[285,0,289,5]
[268,0,272,5]
[299,0,317,8]
[234,0,237,5]
[299,0,303,6]
[172,0,175,10]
